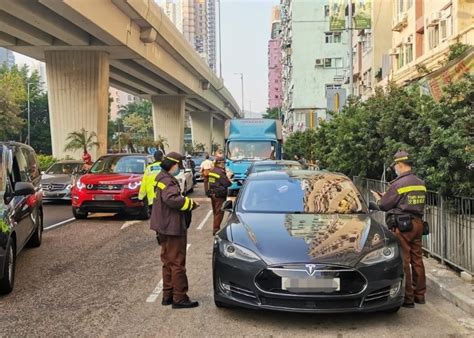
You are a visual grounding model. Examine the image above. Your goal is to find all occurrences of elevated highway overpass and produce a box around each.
[0,0,241,158]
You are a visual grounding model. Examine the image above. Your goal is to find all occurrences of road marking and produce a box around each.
[197,210,213,230]
[146,244,191,303]
[120,220,142,230]
[44,218,75,231]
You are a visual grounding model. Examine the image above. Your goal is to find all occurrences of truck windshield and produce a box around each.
[227,141,276,161]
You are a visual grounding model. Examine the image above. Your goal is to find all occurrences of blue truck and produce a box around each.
[224,119,283,194]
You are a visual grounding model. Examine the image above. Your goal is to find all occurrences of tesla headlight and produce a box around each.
[217,238,261,263]
[127,181,141,190]
[360,243,398,265]
[76,178,85,190]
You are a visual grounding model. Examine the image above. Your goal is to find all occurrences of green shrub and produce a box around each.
[37,154,56,171]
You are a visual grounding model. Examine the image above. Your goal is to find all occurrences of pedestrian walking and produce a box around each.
[138,150,163,207]
[186,155,196,185]
[200,153,213,194]
[372,150,427,308]
[150,152,200,309]
[208,155,232,236]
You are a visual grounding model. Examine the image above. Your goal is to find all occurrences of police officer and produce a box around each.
[138,150,163,207]
[150,152,199,309]
[208,155,232,235]
[373,150,427,308]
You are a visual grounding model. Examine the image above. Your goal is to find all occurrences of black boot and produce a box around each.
[172,299,200,309]
[162,297,173,306]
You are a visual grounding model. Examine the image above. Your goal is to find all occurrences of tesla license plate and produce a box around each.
[93,195,114,201]
[281,277,340,292]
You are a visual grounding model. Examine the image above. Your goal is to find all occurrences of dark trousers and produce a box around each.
[394,218,426,304]
[159,234,189,302]
[211,196,225,235]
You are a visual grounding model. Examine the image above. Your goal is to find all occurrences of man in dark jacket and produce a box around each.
[373,150,427,308]
[208,155,232,236]
[150,152,199,309]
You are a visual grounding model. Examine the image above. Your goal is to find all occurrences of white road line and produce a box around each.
[120,220,142,230]
[44,218,75,231]
[197,210,213,230]
[146,244,191,303]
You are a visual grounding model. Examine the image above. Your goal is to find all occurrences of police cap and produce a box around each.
[392,150,413,166]
[162,152,184,169]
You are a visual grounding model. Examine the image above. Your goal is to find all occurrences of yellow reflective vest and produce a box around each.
[138,161,162,205]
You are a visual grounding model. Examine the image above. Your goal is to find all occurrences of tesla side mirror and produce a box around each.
[14,182,35,196]
[221,200,233,212]
[368,201,380,211]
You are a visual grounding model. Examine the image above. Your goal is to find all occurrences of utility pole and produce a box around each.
[27,82,31,145]
[348,0,354,97]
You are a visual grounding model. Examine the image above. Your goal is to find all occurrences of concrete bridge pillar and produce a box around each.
[212,117,225,152]
[152,95,186,154]
[45,51,109,160]
[190,111,213,152]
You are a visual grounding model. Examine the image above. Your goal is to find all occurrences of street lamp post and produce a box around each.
[234,72,244,115]
[27,82,33,145]
[217,0,223,79]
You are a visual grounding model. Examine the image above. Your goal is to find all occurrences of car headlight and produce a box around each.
[127,181,141,190]
[217,238,261,262]
[360,243,398,265]
[76,178,85,190]
[66,184,72,190]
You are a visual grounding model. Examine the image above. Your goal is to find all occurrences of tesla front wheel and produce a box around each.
[72,207,88,219]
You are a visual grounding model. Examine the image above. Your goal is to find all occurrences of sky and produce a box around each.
[219,0,278,115]
[14,0,279,114]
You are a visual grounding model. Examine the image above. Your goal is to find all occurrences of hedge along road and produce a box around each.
[0,185,473,336]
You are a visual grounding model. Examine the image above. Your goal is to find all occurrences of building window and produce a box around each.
[324,58,332,68]
[324,5,330,17]
[407,0,413,9]
[397,48,405,69]
[406,43,413,64]
[428,24,440,49]
[325,32,342,43]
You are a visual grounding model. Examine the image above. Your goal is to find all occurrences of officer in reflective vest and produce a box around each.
[138,150,163,206]
[150,152,199,309]
[208,155,232,236]
[372,150,427,308]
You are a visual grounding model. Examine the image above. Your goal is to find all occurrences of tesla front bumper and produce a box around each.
[213,251,404,313]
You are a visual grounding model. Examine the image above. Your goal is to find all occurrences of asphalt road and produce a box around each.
[43,201,74,229]
[1,184,473,336]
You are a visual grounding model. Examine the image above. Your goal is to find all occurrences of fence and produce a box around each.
[353,176,474,274]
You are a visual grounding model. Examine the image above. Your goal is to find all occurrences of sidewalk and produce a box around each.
[424,257,474,316]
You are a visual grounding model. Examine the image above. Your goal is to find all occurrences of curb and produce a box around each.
[424,257,474,316]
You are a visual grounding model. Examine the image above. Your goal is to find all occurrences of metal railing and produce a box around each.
[353,176,474,274]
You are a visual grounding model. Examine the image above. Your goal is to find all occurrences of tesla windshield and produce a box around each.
[240,175,366,214]
[90,156,147,174]
[227,141,276,161]
[46,163,82,175]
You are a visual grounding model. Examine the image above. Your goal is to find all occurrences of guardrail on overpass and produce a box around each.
[354,176,474,274]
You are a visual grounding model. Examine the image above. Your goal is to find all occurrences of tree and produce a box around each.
[262,107,281,120]
[0,65,26,141]
[64,128,100,154]
[118,100,152,120]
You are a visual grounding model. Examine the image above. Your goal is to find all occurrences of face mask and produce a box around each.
[171,167,180,176]
[394,166,401,177]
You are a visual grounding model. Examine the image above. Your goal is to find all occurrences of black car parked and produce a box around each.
[213,170,404,313]
[0,142,43,294]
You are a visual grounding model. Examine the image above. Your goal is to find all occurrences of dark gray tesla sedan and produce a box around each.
[213,170,404,313]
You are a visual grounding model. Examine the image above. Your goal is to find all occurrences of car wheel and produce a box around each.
[27,208,43,248]
[72,207,88,219]
[384,306,400,314]
[137,200,151,220]
[0,239,16,294]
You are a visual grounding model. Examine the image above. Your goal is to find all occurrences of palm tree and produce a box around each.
[64,128,100,154]
[155,135,168,154]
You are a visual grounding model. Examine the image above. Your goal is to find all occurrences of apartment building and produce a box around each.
[281,0,348,135]
[390,0,473,85]
[268,6,283,109]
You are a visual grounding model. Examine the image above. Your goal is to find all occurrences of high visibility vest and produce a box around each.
[138,162,162,205]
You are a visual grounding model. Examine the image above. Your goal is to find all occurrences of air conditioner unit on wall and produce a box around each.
[431,12,442,23]
[315,58,324,67]
[389,48,399,55]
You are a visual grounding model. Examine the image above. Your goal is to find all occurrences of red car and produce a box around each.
[71,154,154,220]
